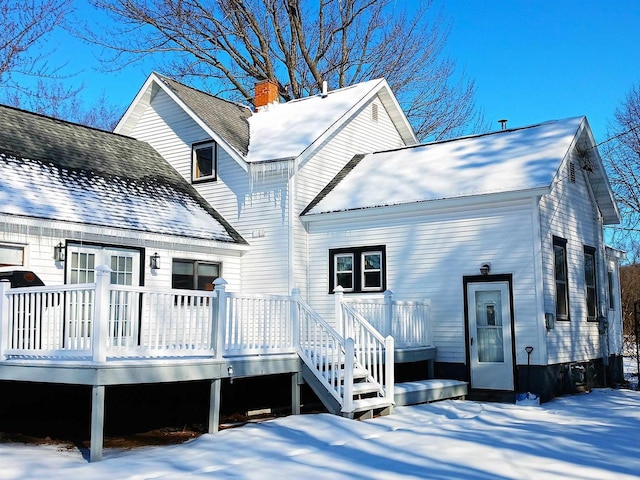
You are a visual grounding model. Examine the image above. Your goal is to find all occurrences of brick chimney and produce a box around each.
[254,80,279,109]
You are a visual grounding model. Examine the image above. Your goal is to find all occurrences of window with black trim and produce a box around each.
[584,246,597,321]
[172,260,220,291]
[329,246,386,293]
[192,141,217,183]
[553,236,569,321]
[608,270,615,310]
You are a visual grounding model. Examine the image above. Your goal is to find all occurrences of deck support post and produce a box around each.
[90,385,105,462]
[208,378,221,434]
[291,372,301,415]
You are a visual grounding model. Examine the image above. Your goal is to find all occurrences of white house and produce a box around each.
[0,73,624,460]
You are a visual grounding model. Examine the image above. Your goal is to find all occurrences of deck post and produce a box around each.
[208,378,221,434]
[384,335,395,404]
[92,265,111,364]
[384,290,393,337]
[0,280,10,360]
[342,337,354,414]
[291,372,301,415]
[213,278,228,358]
[90,385,105,462]
[291,288,300,351]
[334,286,344,338]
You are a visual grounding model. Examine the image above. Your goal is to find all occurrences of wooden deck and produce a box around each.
[0,273,459,461]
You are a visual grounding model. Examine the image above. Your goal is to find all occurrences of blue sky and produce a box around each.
[49,1,640,143]
[441,1,640,141]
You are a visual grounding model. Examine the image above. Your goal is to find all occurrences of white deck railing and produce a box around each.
[340,289,432,348]
[294,289,348,409]
[0,271,294,361]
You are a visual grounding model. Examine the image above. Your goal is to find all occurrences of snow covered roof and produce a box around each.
[0,105,246,243]
[304,116,619,224]
[246,79,417,162]
[118,74,417,166]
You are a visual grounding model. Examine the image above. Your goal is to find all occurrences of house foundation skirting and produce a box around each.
[435,357,622,404]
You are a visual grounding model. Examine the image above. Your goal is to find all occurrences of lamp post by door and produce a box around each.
[525,346,534,393]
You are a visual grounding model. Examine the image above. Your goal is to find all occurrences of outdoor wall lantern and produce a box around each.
[149,252,161,270]
[53,242,65,262]
[479,263,491,275]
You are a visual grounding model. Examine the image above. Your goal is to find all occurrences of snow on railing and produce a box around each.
[341,290,431,347]
[335,287,394,406]
[293,289,348,410]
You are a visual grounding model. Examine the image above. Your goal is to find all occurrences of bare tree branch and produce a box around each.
[83,0,484,139]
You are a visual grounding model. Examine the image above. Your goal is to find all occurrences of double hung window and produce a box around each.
[553,236,569,321]
[329,246,385,293]
[584,246,597,321]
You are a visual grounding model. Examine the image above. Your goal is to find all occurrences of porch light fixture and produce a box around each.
[53,242,65,262]
[479,263,491,275]
[149,252,160,270]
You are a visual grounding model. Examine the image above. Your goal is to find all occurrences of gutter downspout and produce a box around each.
[288,158,297,293]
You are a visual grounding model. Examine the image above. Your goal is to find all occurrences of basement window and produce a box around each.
[329,246,386,294]
[192,141,218,183]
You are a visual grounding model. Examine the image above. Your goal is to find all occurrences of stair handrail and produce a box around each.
[293,291,349,409]
[340,300,394,405]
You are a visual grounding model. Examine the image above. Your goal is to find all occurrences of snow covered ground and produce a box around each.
[2,388,640,479]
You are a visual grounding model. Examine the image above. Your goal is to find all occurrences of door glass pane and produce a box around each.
[475,290,504,363]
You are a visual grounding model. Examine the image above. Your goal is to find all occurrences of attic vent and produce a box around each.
[371,103,379,122]
[569,162,576,183]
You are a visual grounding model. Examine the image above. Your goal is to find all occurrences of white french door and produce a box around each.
[467,281,514,390]
[66,245,140,348]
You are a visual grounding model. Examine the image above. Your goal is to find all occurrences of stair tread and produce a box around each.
[351,397,393,412]
[341,382,382,396]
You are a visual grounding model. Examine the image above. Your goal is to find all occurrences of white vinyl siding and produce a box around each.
[307,199,540,365]
[539,142,606,364]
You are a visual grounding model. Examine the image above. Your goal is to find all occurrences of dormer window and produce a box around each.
[192,141,217,183]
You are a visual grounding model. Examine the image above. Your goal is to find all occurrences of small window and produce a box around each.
[192,141,217,182]
[584,246,597,321]
[329,246,386,293]
[553,236,569,321]
[172,259,220,291]
[0,244,24,267]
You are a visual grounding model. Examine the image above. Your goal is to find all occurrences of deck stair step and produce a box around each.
[394,379,468,406]
[341,381,382,397]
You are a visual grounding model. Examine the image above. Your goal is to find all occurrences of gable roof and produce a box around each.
[304,116,620,224]
[116,72,251,168]
[0,104,246,244]
[117,74,417,165]
[246,79,417,162]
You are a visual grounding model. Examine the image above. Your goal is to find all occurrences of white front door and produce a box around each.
[467,282,514,390]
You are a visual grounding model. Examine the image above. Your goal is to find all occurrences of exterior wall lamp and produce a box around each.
[53,242,65,262]
[479,263,491,275]
[149,252,161,270]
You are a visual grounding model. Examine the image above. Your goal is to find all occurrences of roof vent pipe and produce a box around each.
[498,119,508,130]
[321,81,328,98]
